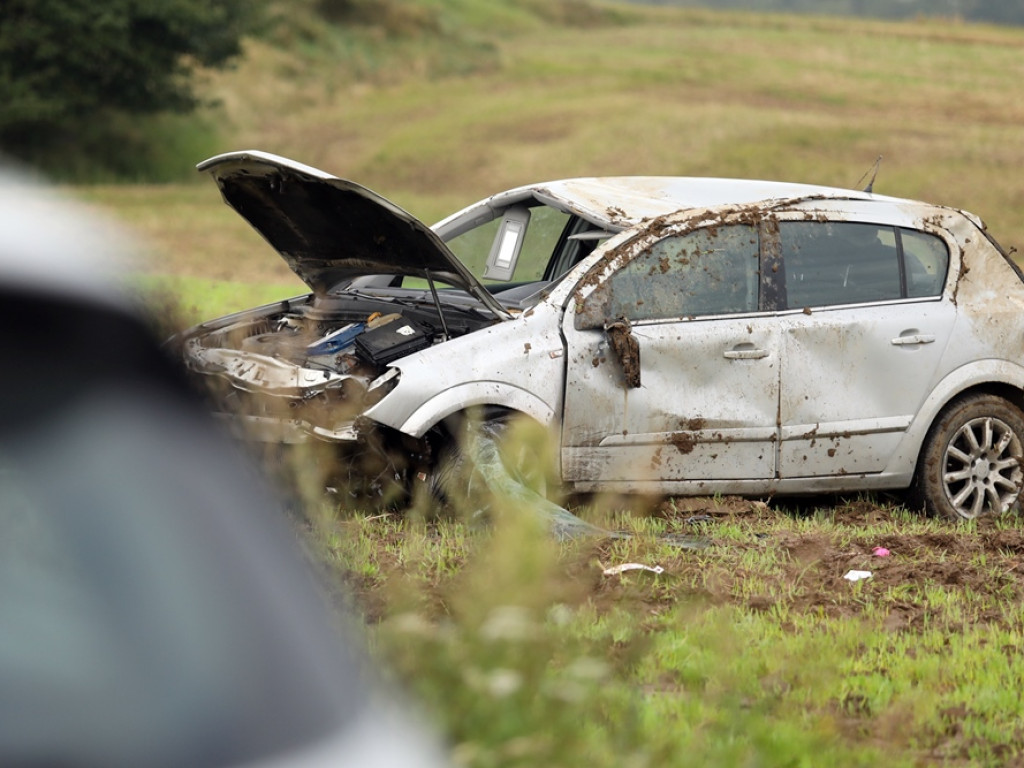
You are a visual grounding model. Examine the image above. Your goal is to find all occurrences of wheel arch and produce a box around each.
[929,381,1024,422]
[910,388,1024,518]
[883,361,1024,479]
[418,403,561,503]
[388,381,557,439]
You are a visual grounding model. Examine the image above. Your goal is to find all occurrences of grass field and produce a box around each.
[81,2,1024,764]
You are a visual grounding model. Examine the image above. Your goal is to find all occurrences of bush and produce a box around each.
[0,0,262,177]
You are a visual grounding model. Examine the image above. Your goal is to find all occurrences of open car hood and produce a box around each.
[197,151,510,318]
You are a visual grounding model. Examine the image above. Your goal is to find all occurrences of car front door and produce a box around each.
[772,217,956,477]
[561,221,781,492]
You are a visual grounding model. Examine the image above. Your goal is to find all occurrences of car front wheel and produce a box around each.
[916,393,1024,520]
[432,412,557,511]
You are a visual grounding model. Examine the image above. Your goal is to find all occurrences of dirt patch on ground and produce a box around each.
[328,494,1024,638]
[583,496,1024,631]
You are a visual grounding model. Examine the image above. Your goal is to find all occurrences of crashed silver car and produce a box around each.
[179,150,1024,520]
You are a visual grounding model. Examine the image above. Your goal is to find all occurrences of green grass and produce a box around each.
[309,492,1024,766]
[130,274,301,330]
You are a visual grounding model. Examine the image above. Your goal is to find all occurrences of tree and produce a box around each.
[0,0,261,155]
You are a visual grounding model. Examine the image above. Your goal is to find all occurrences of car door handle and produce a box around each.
[891,333,936,346]
[724,346,769,360]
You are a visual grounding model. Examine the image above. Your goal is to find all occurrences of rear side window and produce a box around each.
[779,221,948,308]
[902,229,949,298]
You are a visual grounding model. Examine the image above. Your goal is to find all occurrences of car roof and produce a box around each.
[435,176,910,236]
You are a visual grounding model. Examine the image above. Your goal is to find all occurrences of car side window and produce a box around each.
[780,221,902,308]
[542,216,613,281]
[902,228,949,298]
[578,224,759,326]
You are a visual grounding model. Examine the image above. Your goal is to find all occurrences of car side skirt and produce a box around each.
[568,471,915,496]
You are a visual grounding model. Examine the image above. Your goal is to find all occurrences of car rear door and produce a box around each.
[772,215,956,477]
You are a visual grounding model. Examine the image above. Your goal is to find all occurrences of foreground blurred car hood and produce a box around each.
[198,151,507,315]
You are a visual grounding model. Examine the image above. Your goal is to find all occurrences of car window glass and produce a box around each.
[542,217,612,281]
[445,206,570,284]
[902,228,949,298]
[580,224,759,325]
[445,217,499,279]
[780,221,901,308]
[519,206,572,280]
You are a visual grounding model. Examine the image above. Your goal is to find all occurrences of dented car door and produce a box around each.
[561,221,780,491]
[772,216,956,477]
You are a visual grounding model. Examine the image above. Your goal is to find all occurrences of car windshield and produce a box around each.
[432,205,618,313]
[446,205,573,286]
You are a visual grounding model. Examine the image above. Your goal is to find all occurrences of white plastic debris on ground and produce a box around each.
[602,563,665,576]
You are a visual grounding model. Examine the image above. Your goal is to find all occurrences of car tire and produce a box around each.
[914,393,1024,520]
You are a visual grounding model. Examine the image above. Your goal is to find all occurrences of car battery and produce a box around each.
[354,313,431,365]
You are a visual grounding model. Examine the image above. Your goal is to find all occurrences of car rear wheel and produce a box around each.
[915,393,1024,520]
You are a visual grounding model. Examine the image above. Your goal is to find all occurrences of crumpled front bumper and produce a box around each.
[212,411,360,444]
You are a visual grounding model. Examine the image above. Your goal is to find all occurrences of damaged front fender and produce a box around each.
[366,379,557,439]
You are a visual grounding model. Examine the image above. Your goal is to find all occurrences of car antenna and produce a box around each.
[856,155,883,194]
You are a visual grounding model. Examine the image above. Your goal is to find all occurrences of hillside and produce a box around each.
[80,1,1024,316]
